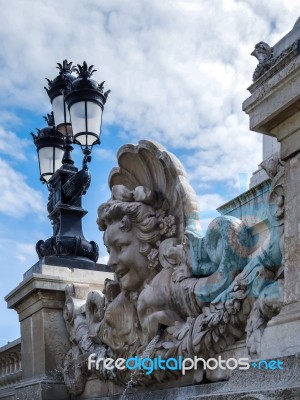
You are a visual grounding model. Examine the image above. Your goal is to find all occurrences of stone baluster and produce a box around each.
[0,344,22,387]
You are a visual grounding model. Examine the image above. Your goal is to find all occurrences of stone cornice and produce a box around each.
[250,39,300,91]
[217,179,271,215]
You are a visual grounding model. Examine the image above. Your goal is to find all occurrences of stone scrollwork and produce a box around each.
[62,141,285,394]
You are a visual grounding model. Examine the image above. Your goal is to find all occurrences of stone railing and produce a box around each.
[0,339,22,387]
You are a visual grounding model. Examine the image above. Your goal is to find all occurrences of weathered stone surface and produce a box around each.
[249,168,269,189]
[95,355,300,400]
[14,377,70,400]
[7,17,300,400]
[243,16,300,370]
[4,264,112,399]
[218,179,271,223]
[263,135,280,161]
[61,140,284,396]
[260,302,300,359]
[282,153,300,304]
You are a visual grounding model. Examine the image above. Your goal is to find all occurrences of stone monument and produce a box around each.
[1,17,300,400]
[61,137,284,399]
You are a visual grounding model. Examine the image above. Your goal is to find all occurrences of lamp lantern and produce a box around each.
[31,113,65,183]
[64,62,110,152]
[45,60,76,138]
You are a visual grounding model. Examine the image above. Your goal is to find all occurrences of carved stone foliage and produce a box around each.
[62,141,285,394]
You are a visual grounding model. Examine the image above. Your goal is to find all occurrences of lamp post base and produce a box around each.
[41,255,99,270]
[36,235,99,265]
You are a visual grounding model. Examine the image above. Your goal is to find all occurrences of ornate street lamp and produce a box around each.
[31,60,110,269]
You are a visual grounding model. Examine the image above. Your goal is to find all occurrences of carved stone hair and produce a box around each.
[97,200,161,257]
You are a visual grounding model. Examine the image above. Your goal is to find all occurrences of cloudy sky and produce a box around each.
[0,0,298,343]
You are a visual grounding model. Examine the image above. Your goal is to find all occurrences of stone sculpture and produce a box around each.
[62,140,284,395]
[251,41,273,81]
[251,38,300,82]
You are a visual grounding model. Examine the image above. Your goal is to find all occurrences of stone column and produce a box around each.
[5,262,112,400]
[243,20,300,358]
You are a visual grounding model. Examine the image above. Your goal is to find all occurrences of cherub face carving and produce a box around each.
[105,221,151,293]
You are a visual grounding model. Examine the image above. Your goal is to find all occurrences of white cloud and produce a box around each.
[185,113,263,187]
[0,0,295,237]
[0,0,297,194]
[0,1,297,120]
[0,238,38,266]
[0,111,22,128]
[0,158,45,218]
[98,254,109,265]
[0,127,29,160]
[93,148,116,161]
[0,0,298,342]
[15,243,37,263]
[197,194,228,212]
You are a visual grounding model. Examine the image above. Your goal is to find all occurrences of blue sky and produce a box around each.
[0,0,298,344]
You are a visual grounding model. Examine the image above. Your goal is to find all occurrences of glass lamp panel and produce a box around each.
[42,174,52,182]
[86,101,102,144]
[38,146,55,179]
[74,133,87,147]
[38,146,64,180]
[52,95,70,127]
[69,101,86,139]
[54,147,64,171]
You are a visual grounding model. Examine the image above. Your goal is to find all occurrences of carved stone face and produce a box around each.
[104,221,152,292]
[99,293,139,352]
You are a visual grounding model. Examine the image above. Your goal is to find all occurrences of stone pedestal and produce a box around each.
[243,20,300,360]
[5,262,112,400]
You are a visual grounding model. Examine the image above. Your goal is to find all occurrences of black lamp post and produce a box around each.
[31,60,110,269]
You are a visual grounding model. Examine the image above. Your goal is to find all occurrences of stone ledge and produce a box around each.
[266,301,300,327]
[94,355,300,400]
[0,338,21,354]
[248,40,300,94]
[23,262,112,282]
[259,302,300,359]
[0,387,15,399]
[243,55,300,135]
[14,376,70,400]
[217,179,271,220]
[5,265,112,310]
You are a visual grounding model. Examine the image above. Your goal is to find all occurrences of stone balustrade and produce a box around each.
[0,339,22,387]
